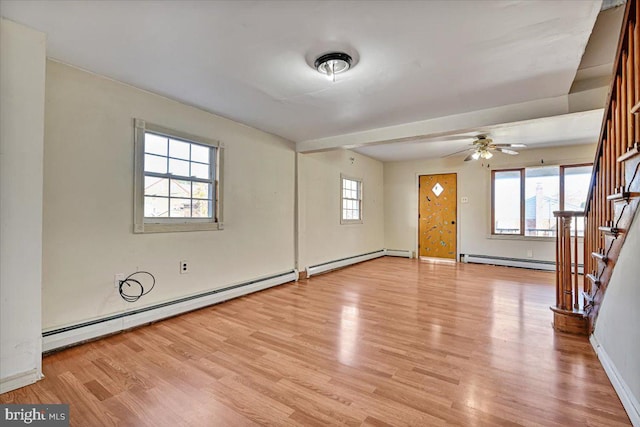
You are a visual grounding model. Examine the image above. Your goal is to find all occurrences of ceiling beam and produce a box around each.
[296,90,606,153]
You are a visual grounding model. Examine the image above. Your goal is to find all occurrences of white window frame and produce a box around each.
[133,118,224,233]
[340,174,363,224]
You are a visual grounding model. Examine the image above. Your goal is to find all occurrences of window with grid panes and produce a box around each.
[133,119,223,233]
[341,175,362,224]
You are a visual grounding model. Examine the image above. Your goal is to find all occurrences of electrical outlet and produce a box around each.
[526,249,533,258]
[461,196,469,204]
[114,273,125,289]
[180,260,189,274]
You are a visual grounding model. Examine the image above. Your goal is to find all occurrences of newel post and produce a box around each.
[551,211,588,335]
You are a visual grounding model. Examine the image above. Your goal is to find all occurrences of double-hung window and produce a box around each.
[341,175,363,224]
[134,119,223,233]
[491,163,592,237]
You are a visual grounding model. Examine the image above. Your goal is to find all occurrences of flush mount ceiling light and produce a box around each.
[315,52,353,82]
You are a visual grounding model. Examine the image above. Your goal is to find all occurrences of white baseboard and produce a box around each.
[385,249,413,258]
[591,335,640,426]
[42,270,297,352]
[0,368,42,394]
[306,250,386,278]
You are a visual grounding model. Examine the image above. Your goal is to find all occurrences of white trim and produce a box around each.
[133,118,224,234]
[463,254,556,271]
[0,368,42,394]
[340,174,363,224]
[306,250,385,278]
[42,270,296,352]
[590,335,640,426]
[385,249,413,258]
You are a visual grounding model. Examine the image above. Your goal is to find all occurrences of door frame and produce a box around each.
[416,172,460,261]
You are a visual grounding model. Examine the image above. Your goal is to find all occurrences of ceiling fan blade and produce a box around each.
[463,153,477,161]
[495,147,519,155]
[493,143,527,148]
[433,135,480,142]
[443,147,474,158]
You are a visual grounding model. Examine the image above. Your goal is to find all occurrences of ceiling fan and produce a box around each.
[446,135,526,161]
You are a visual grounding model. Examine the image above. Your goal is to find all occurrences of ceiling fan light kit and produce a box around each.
[449,135,526,162]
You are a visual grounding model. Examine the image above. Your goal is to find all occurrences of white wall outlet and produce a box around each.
[461,196,469,204]
[114,273,125,289]
[526,249,533,258]
[180,260,189,274]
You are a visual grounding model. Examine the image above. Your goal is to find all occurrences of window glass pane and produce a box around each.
[494,170,521,234]
[564,165,592,211]
[191,144,210,164]
[169,158,190,176]
[145,177,169,197]
[170,179,191,198]
[191,162,210,179]
[139,124,220,227]
[169,139,190,160]
[145,133,167,156]
[145,154,167,174]
[564,165,592,236]
[145,196,168,217]
[192,182,211,200]
[192,200,210,218]
[169,198,191,217]
[524,166,559,237]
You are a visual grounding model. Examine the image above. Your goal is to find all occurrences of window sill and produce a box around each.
[134,221,223,234]
[487,234,584,242]
[340,220,363,225]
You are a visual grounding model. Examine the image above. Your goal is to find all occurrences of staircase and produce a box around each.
[552,0,640,335]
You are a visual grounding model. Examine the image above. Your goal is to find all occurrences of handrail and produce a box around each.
[585,1,634,213]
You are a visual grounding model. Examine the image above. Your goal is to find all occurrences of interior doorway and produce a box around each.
[418,173,457,259]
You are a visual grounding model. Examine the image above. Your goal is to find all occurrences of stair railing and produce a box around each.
[553,0,639,335]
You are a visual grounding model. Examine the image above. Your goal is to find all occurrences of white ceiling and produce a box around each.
[351,109,604,162]
[1,0,602,146]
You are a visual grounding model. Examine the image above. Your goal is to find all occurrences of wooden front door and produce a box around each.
[418,173,457,259]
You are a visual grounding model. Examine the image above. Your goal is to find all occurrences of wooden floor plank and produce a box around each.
[0,258,631,426]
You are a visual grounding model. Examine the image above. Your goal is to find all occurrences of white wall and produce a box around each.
[0,19,46,391]
[593,208,640,424]
[297,150,384,269]
[384,144,596,261]
[42,61,295,330]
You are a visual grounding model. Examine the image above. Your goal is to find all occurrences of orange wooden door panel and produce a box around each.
[418,173,457,259]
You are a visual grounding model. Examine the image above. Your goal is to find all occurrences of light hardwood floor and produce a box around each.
[0,257,631,426]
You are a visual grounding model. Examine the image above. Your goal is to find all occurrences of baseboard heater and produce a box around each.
[306,250,384,278]
[385,249,413,258]
[42,269,297,352]
[305,249,412,278]
[462,254,583,273]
